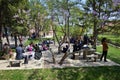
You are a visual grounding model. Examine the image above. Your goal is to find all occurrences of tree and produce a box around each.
[28,0,50,39]
[0,0,16,48]
[45,0,85,65]
[10,0,29,47]
[44,0,120,65]
[0,0,29,49]
[84,0,120,49]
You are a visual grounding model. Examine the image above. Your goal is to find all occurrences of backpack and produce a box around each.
[34,52,42,60]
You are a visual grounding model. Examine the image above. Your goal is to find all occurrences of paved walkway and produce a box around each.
[41,49,120,68]
[0,51,119,70]
[0,44,120,70]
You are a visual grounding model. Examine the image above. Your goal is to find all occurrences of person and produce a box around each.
[42,44,48,51]
[62,45,68,53]
[3,43,10,55]
[15,44,25,60]
[83,34,89,45]
[27,42,34,52]
[78,39,83,50]
[46,40,50,48]
[26,42,35,59]
[89,36,94,48]
[33,44,41,52]
[9,49,14,59]
[71,41,79,59]
[100,38,109,62]
[34,44,42,60]
[2,43,10,59]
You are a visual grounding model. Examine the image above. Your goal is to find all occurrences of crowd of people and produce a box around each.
[1,40,49,63]
[71,35,94,51]
[70,35,109,61]
[0,35,109,62]
[15,42,42,64]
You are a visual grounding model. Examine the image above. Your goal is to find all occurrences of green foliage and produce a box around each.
[0,0,29,38]
[71,26,84,37]
[55,26,64,36]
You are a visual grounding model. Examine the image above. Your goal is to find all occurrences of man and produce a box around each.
[15,44,24,60]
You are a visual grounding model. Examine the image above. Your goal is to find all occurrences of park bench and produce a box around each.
[74,53,80,60]
[83,49,95,59]
[73,50,82,60]
[94,52,102,59]
[86,54,98,62]
[9,60,23,67]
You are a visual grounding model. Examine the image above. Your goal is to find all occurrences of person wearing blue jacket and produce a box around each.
[15,44,25,60]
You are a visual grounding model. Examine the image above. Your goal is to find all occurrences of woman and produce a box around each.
[100,38,109,62]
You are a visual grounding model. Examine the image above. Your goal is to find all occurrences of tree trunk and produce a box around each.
[0,27,2,51]
[4,27,10,45]
[49,48,56,64]
[93,26,98,50]
[67,8,70,48]
[5,36,10,45]
[59,6,71,65]
[93,0,98,50]
[18,35,22,44]
[0,11,3,51]
[59,52,68,65]
[14,35,18,48]
[53,30,62,53]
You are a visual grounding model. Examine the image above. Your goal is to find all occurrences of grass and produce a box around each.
[24,37,53,46]
[97,44,120,64]
[0,66,120,80]
[24,38,40,46]
[98,34,120,44]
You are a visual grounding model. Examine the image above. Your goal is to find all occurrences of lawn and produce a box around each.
[0,66,120,80]
[24,38,40,46]
[97,44,120,64]
[98,34,120,46]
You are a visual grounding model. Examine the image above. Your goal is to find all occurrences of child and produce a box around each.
[100,38,109,62]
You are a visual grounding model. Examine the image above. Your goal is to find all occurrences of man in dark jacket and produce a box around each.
[15,44,24,60]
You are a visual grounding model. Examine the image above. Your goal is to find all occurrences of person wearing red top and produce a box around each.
[100,38,109,62]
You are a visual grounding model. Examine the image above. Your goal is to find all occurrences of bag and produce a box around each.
[34,52,42,60]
